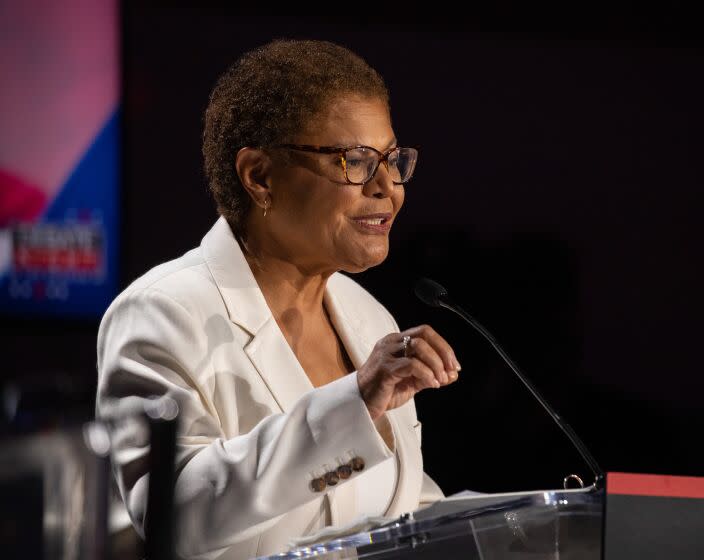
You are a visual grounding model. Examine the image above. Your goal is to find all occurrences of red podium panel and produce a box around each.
[604,472,704,559]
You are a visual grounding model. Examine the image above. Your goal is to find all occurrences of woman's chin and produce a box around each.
[340,246,389,273]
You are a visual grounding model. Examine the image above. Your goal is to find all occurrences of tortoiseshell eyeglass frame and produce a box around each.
[266,143,420,185]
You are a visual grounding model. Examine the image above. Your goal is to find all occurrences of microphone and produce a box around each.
[414,277,604,489]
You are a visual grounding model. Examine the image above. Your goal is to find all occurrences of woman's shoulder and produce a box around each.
[102,246,221,322]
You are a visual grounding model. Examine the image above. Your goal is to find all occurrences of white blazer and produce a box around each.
[96,217,444,560]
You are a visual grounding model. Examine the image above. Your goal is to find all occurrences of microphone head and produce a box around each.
[414,278,449,307]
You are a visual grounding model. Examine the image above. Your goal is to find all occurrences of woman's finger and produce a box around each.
[404,324,461,373]
[392,356,439,390]
[407,336,450,385]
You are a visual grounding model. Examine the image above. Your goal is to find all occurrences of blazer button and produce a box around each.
[324,471,340,486]
[350,457,365,472]
[336,464,352,479]
[311,477,326,492]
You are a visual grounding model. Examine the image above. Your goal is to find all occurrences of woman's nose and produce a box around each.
[363,161,395,198]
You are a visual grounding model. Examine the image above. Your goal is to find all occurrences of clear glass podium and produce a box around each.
[258,486,603,560]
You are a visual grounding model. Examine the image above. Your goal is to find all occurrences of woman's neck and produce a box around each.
[237,232,333,321]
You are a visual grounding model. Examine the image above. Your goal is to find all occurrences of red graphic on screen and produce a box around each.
[0,169,47,227]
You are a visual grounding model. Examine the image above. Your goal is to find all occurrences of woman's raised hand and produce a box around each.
[356,325,461,421]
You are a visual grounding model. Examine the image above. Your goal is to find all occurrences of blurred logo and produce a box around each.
[11,223,104,276]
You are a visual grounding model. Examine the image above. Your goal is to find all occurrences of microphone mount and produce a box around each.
[415,277,604,489]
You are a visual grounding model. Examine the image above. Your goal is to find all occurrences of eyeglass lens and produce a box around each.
[344,147,418,184]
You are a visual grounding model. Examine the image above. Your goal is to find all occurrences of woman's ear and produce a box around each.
[235,147,272,210]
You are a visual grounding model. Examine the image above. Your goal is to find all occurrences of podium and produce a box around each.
[257,474,704,559]
[258,486,603,559]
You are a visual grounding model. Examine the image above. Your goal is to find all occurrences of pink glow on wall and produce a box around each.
[0,0,119,202]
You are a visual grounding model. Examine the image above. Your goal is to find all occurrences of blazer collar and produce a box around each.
[200,217,374,409]
[201,217,272,336]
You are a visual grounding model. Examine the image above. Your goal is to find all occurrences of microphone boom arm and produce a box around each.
[439,297,605,489]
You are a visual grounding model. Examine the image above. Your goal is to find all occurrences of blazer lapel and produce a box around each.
[200,217,313,413]
[242,320,315,413]
[323,278,375,373]
[382,414,424,518]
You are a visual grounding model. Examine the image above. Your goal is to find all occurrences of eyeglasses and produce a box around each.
[268,144,419,185]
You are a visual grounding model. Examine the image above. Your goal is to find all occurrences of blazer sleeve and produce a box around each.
[96,287,395,559]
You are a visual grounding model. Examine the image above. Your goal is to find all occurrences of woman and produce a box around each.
[97,39,460,559]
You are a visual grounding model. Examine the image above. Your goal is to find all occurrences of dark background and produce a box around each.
[3,13,703,494]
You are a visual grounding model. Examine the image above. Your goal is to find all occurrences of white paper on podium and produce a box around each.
[287,489,488,549]
[413,485,595,521]
[288,515,391,549]
[287,486,595,550]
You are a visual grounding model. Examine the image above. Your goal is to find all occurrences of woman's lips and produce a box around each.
[350,213,393,234]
